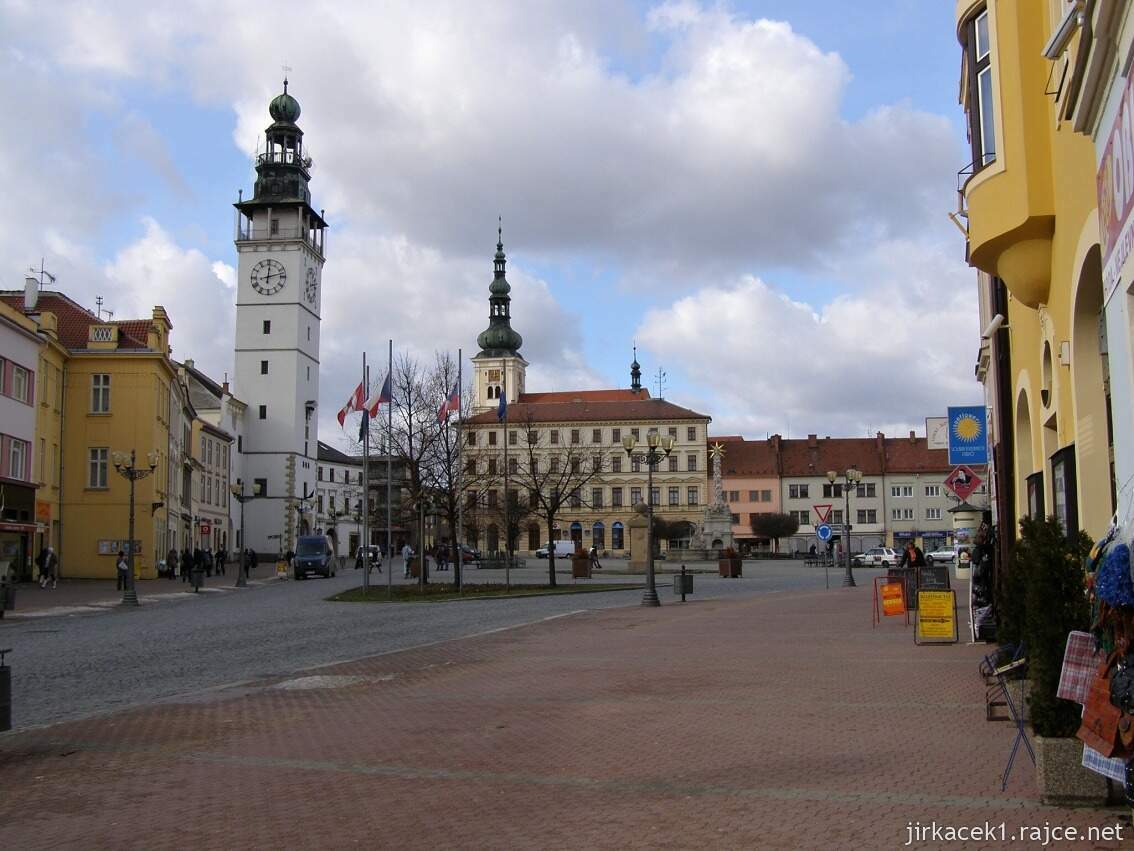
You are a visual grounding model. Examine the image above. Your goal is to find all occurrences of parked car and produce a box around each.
[460,545,481,563]
[294,535,336,579]
[926,548,957,565]
[355,545,382,567]
[852,546,899,567]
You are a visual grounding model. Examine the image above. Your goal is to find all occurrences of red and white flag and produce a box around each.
[337,381,365,428]
[436,381,460,423]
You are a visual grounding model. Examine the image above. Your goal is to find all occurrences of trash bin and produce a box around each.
[0,648,10,732]
[191,567,204,592]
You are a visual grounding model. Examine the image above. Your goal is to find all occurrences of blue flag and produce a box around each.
[497,392,507,422]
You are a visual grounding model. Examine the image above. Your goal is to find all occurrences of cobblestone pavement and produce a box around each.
[1,583,1129,849]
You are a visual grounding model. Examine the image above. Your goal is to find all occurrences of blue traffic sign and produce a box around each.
[816,524,832,541]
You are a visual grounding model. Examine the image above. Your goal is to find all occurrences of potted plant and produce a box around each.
[1012,515,1100,805]
[718,546,742,578]
[572,545,591,579]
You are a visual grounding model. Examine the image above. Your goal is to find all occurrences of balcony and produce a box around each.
[256,150,313,173]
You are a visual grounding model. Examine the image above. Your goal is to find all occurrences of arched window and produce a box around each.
[612,522,624,550]
[570,521,582,544]
[527,523,540,550]
[592,522,605,550]
[487,524,500,554]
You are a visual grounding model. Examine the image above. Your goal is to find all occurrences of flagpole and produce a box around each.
[362,354,370,594]
[503,361,510,594]
[386,338,393,600]
[456,348,463,594]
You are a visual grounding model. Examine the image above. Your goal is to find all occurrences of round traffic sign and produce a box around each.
[816,524,832,541]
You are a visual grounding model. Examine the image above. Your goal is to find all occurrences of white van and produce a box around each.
[535,540,578,559]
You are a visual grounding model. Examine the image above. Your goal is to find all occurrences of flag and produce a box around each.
[337,381,365,428]
[436,380,460,423]
[359,407,369,442]
[364,371,391,417]
[497,391,507,422]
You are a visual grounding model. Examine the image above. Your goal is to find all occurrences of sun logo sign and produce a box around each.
[947,405,988,465]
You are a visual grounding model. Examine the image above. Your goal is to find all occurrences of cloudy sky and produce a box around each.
[0,0,981,448]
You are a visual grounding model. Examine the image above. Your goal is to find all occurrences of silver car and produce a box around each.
[926,548,957,565]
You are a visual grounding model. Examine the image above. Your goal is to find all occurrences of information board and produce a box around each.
[881,581,906,616]
[915,590,958,643]
[918,564,950,591]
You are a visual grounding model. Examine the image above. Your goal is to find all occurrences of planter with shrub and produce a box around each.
[718,546,742,578]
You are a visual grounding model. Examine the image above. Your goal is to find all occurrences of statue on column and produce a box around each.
[710,442,727,509]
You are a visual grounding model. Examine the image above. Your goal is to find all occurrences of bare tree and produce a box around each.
[509,410,606,586]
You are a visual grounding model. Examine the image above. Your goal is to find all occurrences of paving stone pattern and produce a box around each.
[0,586,1129,849]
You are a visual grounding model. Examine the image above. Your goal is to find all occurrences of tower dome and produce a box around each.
[476,222,523,356]
[269,79,301,123]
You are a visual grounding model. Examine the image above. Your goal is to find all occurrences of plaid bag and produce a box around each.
[1058,631,1100,705]
[1082,742,1127,783]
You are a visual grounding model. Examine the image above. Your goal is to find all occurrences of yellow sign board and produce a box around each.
[881,582,905,616]
[916,590,957,643]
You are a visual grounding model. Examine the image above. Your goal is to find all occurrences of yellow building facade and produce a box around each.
[956,0,1114,544]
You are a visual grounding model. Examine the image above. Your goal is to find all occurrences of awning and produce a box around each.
[0,521,37,533]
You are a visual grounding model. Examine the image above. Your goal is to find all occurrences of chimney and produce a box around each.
[909,430,917,443]
[807,433,818,447]
[23,277,38,311]
[184,358,195,370]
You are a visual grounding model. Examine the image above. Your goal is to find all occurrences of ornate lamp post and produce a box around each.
[622,431,675,607]
[826,466,863,587]
[111,449,159,606]
[230,479,263,587]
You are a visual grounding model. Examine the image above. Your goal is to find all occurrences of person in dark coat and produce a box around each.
[182,547,193,583]
[167,548,179,580]
[214,547,225,577]
[898,541,926,569]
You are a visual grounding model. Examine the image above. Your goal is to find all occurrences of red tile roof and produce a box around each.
[712,432,956,477]
[0,292,151,351]
[467,395,709,425]
[519,389,651,403]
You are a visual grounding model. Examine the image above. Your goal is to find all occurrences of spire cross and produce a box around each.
[282,64,292,91]
[497,215,503,247]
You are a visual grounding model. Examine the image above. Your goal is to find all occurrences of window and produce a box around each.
[88,448,108,488]
[612,487,623,507]
[270,217,280,235]
[591,488,603,508]
[687,487,698,506]
[263,320,271,334]
[856,483,876,498]
[529,489,539,506]
[762,489,772,502]
[467,431,476,446]
[631,456,640,473]
[924,485,941,497]
[260,360,269,375]
[612,428,621,444]
[488,431,498,446]
[254,478,267,497]
[631,486,642,505]
[890,485,913,498]
[687,426,696,441]
[11,366,28,403]
[631,428,640,440]
[487,490,498,508]
[571,490,581,509]
[570,429,580,445]
[731,513,740,524]
[488,458,497,475]
[328,468,335,482]
[317,495,324,513]
[1051,446,1078,535]
[925,507,943,520]
[508,457,518,475]
[550,430,559,445]
[329,493,336,511]
[668,427,677,439]
[530,458,539,475]
[8,439,27,480]
[822,483,843,498]
[592,454,602,472]
[748,490,758,501]
[91,374,111,413]
[727,490,739,502]
[789,484,809,499]
[465,458,476,475]
[668,486,679,506]
[509,430,517,446]
[668,456,678,472]
[592,429,601,444]
[258,405,267,420]
[527,430,537,445]
[467,491,477,509]
[612,455,622,473]
[793,510,811,527]
[963,9,996,170]
[571,458,580,473]
[687,455,697,472]
[891,508,915,521]
[856,509,878,524]
[550,457,560,473]
[650,487,659,505]
[831,509,843,525]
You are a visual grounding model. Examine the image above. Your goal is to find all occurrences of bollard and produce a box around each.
[191,567,204,593]
[0,648,11,732]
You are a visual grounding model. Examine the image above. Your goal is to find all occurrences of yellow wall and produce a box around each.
[31,311,67,558]
[958,0,1113,538]
[60,355,175,579]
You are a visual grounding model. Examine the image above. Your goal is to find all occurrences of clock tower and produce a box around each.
[472,225,527,413]
[232,79,327,553]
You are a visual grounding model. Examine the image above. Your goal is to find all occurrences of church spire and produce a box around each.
[477,220,523,357]
[630,345,642,393]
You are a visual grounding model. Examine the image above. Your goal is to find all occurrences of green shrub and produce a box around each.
[1014,515,1092,737]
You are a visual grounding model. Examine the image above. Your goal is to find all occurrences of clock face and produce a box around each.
[251,259,286,295]
[305,267,318,304]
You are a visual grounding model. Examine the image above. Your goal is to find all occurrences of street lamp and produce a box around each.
[623,431,675,607]
[111,449,159,606]
[826,466,863,587]
[230,479,263,587]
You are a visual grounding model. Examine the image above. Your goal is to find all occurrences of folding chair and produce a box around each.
[980,640,1024,684]
[987,657,1035,790]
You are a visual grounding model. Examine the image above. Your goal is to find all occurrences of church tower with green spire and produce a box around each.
[472,223,527,414]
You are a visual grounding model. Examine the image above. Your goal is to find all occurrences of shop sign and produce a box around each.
[1098,66,1134,299]
[35,501,51,522]
[98,539,142,555]
[944,465,982,501]
[199,521,212,535]
[915,590,958,644]
[881,582,906,617]
[946,406,988,465]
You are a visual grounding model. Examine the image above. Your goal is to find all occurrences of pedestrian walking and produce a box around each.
[589,545,602,571]
[182,547,193,583]
[38,547,58,589]
[167,548,179,580]
[214,547,226,577]
[898,541,926,569]
[116,550,129,591]
[402,543,412,579]
[437,544,448,572]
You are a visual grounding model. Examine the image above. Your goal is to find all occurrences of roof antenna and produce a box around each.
[28,259,56,287]
[655,366,667,398]
[94,295,114,321]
